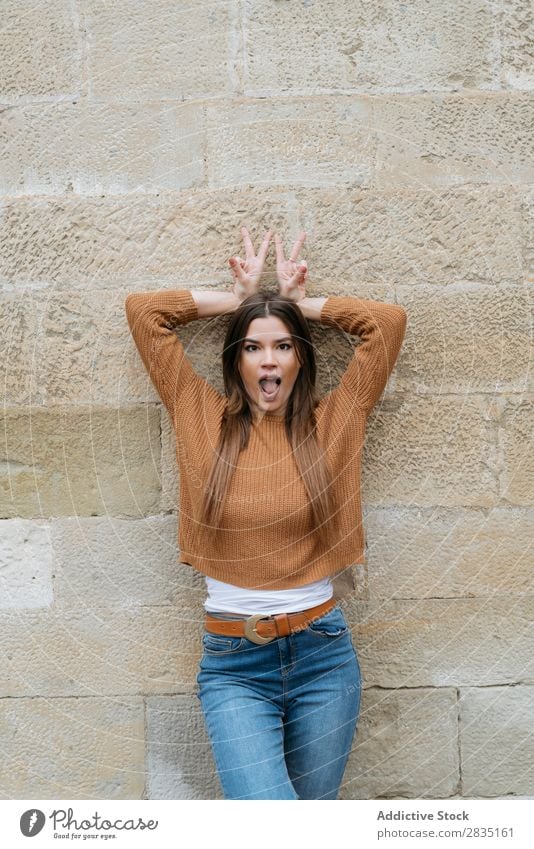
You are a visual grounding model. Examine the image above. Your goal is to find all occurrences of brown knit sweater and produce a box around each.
[125,289,407,590]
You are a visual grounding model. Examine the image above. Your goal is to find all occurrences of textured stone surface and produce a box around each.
[0,292,41,405]
[0,194,296,290]
[293,187,522,288]
[83,0,239,101]
[0,520,53,609]
[500,0,534,90]
[499,395,534,505]
[362,395,500,508]
[0,406,161,518]
[343,597,534,687]
[0,189,522,290]
[51,516,205,611]
[0,0,81,99]
[41,289,142,405]
[0,188,524,294]
[373,93,534,187]
[206,97,375,188]
[0,696,144,799]
[146,695,222,800]
[244,0,498,94]
[341,687,459,799]
[522,188,534,281]
[396,283,533,394]
[460,686,534,796]
[0,101,204,196]
[365,506,534,599]
[1,607,202,697]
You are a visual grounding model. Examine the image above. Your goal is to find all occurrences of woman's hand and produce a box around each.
[228,227,273,303]
[274,231,308,303]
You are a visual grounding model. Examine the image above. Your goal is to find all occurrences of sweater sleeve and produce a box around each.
[319,295,407,414]
[125,289,203,419]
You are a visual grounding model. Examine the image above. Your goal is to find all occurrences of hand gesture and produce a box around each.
[228,226,273,302]
[274,231,308,303]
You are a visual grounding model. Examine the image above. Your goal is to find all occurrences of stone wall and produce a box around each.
[1,0,532,799]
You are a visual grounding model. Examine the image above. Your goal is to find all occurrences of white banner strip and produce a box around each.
[1,798,532,848]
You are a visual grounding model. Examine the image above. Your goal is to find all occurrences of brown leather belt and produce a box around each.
[204,596,338,645]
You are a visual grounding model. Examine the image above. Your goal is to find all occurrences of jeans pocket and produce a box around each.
[202,631,246,655]
[306,605,350,638]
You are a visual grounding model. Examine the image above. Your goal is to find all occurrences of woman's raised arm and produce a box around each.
[316,295,407,414]
[125,288,218,419]
[189,289,241,318]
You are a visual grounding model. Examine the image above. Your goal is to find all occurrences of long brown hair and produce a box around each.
[195,292,339,547]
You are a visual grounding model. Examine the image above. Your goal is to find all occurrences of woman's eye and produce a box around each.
[244,344,292,352]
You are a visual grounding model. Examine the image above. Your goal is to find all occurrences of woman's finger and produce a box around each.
[241,226,255,260]
[274,233,286,266]
[256,229,273,265]
[288,265,306,288]
[229,256,246,283]
[289,231,306,263]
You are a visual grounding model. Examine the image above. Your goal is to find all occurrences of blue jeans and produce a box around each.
[196,604,362,800]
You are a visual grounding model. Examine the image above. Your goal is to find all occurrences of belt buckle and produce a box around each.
[244,613,276,645]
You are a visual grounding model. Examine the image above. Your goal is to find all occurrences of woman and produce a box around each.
[125,226,407,800]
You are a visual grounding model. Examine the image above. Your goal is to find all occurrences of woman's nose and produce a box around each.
[261,348,277,365]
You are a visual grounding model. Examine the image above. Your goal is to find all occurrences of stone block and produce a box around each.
[341,687,459,799]
[0,696,144,799]
[362,394,500,508]
[206,97,374,188]
[1,606,203,697]
[146,694,222,799]
[0,101,204,196]
[344,596,534,687]
[0,0,81,99]
[499,395,534,505]
[365,506,534,599]
[244,0,497,94]
[0,406,161,518]
[0,189,521,291]
[373,93,534,187]
[293,187,522,288]
[83,0,239,101]
[0,519,53,609]
[51,515,205,612]
[42,289,145,405]
[522,188,534,282]
[500,0,534,90]
[396,283,533,394]
[460,686,534,796]
[0,292,42,405]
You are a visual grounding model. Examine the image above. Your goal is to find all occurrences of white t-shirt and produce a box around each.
[204,575,334,615]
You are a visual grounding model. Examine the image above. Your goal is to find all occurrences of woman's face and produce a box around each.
[238,315,301,418]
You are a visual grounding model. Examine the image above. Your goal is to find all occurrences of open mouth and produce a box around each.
[259,377,281,401]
